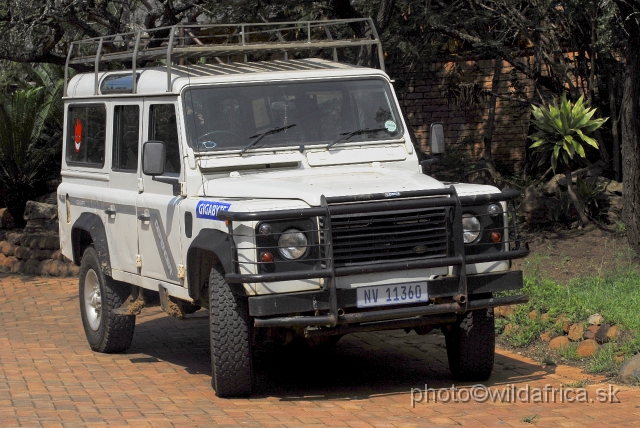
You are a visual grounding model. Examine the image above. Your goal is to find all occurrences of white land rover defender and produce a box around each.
[58,19,529,397]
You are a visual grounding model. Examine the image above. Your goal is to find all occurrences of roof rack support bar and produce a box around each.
[94,38,104,95]
[132,31,141,94]
[242,25,247,62]
[368,18,386,72]
[64,42,74,97]
[307,22,311,43]
[167,28,175,92]
[323,26,338,62]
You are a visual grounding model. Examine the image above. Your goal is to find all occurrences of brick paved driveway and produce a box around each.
[0,274,639,427]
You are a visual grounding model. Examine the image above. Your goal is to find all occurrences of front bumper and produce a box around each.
[218,187,529,331]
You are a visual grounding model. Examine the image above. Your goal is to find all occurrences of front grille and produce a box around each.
[322,206,450,267]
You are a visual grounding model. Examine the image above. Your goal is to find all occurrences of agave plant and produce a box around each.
[529,94,607,224]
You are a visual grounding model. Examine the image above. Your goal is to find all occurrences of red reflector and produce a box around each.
[490,231,502,243]
[260,252,274,263]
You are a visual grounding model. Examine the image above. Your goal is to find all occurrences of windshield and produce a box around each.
[183,78,403,152]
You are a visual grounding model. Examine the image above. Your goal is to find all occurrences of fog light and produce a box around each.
[260,252,274,263]
[490,231,502,242]
[487,203,502,217]
[259,223,272,235]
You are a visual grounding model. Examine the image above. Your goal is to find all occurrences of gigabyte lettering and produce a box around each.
[195,200,231,221]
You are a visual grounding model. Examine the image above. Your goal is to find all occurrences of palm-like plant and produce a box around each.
[0,85,60,224]
[529,94,607,224]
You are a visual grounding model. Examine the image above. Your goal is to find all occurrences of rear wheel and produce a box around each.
[209,264,255,397]
[79,247,135,353]
[444,308,495,381]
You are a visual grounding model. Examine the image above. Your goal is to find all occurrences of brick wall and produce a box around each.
[396,57,536,171]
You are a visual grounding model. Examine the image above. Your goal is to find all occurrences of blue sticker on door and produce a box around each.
[196,201,231,220]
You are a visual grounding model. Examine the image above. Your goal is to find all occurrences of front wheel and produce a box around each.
[209,265,255,397]
[444,308,495,381]
[79,247,135,353]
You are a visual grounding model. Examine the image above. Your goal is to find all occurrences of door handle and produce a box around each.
[104,208,116,216]
[138,214,151,221]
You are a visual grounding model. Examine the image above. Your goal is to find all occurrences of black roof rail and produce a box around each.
[64,18,385,97]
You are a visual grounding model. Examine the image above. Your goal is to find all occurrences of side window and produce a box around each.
[149,104,181,174]
[66,104,106,167]
[112,105,139,172]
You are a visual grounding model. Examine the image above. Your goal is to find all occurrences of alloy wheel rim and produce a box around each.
[84,269,102,331]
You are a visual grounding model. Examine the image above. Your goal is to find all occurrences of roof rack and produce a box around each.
[64,18,385,97]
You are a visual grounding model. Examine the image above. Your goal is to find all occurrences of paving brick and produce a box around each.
[1,274,640,426]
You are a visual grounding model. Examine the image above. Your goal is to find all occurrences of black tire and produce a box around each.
[79,247,135,353]
[209,264,254,397]
[444,308,495,381]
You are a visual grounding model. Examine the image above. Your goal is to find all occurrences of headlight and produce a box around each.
[462,214,481,243]
[278,228,308,260]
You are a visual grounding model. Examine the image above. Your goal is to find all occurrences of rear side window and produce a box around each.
[149,104,181,174]
[112,105,140,172]
[66,104,106,167]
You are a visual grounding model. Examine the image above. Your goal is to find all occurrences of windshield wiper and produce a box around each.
[240,124,297,155]
[326,127,387,150]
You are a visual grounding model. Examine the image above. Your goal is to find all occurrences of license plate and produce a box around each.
[356,282,428,308]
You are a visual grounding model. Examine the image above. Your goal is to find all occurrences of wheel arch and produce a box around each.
[71,212,111,277]
[186,228,240,301]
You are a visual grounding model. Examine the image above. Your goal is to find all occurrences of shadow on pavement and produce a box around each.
[130,309,554,400]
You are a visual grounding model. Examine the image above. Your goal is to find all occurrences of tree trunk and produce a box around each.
[565,165,589,225]
[483,56,502,163]
[617,0,640,253]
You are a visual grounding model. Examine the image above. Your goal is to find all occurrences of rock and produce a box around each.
[549,336,570,351]
[1,256,20,272]
[556,315,571,333]
[38,259,54,276]
[606,325,621,341]
[23,201,58,220]
[568,323,584,341]
[619,353,640,383]
[42,236,59,251]
[22,235,37,249]
[494,305,515,318]
[30,249,53,261]
[614,353,625,364]
[540,313,550,322]
[13,246,32,261]
[0,208,16,229]
[68,263,80,277]
[588,313,604,326]
[0,253,5,264]
[528,310,538,320]
[51,250,64,261]
[53,261,69,276]
[503,323,517,335]
[540,331,552,342]
[10,259,23,273]
[584,325,599,340]
[595,324,611,344]
[6,232,23,245]
[576,339,599,358]
[520,185,565,224]
[22,259,41,275]
[606,180,623,195]
[0,241,15,256]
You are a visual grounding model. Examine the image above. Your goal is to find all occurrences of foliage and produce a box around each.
[529,95,607,172]
[0,78,62,221]
[499,250,640,371]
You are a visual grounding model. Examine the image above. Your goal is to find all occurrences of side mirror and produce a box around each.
[142,141,165,176]
[430,123,445,155]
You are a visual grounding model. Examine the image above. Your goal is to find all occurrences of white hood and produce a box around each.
[200,165,447,206]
